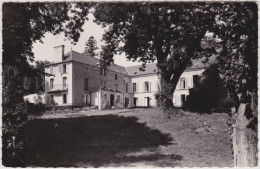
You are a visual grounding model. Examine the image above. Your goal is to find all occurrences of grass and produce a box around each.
[20,114,181,167]
[119,108,233,167]
[19,108,233,167]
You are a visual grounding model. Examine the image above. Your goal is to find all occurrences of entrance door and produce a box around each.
[110,94,114,106]
[181,94,186,107]
[145,97,150,107]
[85,95,89,105]
[133,97,138,107]
[125,97,129,108]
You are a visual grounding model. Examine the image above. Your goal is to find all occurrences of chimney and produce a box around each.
[53,45,65,63]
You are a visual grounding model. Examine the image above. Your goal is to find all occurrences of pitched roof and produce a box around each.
[63,51,128,74]
[45,49,216,76]
[126,63,158,76]
[125,56,216,76]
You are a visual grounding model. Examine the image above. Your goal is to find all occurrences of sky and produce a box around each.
[32,11,142,67]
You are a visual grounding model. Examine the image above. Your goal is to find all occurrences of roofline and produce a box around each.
[130,72,158,77]
[184,67,205,72]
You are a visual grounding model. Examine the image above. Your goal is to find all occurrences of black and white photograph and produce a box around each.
[1,0,258,167]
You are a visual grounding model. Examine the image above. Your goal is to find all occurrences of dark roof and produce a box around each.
[45,50,215,76]
[54,50,128,75]
[126,63,158,76]
[125,56,216,76]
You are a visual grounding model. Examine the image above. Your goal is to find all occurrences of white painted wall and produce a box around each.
[24,93,45,104]
[131,74,159,107]
[173,68,205,107]
[45,62,72,105]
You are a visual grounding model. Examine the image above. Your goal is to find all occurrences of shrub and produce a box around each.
[184,64,233,113]
[25,101,45,115]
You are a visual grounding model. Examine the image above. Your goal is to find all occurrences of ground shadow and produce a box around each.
[20,115,181,167]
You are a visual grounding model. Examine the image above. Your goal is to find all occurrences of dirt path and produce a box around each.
[30,108,141,119]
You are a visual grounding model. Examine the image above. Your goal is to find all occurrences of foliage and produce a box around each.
[25,101,45,116]
[83,36,99,57]
[184,64,232,112]
[92,2,217,109]
[209,2,258,131]
[24,60,50,94]
[2,2,91,166]
[2,65,28,166]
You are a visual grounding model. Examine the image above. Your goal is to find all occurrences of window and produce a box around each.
[193,75,199,88]
[86,67,89,73]
[101,81,103,88]
[133,83,136,92]
[115,84,118,90]
[115,74,117,80]
[84,79,89,90]
[100,68,107,76]
[63,64,67,73]
[145,81,149,92]
[126,83,128,92]
[50,79,54,89]
[50,67,53,74]
[63,94,67,104]
[180,78,186,89]
[104,81,106,89]
[63,77,67,88]
[85,94,89,104]
[116,95,120,103]
[50,95,54,104]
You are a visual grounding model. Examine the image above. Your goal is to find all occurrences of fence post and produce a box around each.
[233,103,257,167]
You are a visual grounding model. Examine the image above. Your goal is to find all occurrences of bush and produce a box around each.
[184,64,233,113]
[25,101,45,115]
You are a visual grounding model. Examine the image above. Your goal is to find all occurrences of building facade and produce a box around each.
[44,46,205,109]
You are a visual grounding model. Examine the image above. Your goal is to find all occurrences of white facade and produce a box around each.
[45,62,73,106]
[130,74,159,107]
[173,68,205,107]
[44,47,205,109]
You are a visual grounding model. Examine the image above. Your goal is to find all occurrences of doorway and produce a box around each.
[133,97,138,107]
[110,94,114,106]
[181,94,186,107]
[125,97,129,108]
[144,97,150,107]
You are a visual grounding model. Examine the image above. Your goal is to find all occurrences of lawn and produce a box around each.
[119,108,233,167]
[19,108,233,167]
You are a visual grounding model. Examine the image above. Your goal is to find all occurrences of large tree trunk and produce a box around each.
[156,66,183,110]
[233,92,258,167]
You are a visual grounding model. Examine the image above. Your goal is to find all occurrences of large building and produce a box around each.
[44,45,205,109]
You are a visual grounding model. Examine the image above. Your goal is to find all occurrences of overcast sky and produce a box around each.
[32,11,142,67]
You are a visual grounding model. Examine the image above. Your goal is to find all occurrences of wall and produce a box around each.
[173,68,204,107]
[45,62,72,105]
[131,74,159,107]
[23,93,45,104]
[72,61,128,106]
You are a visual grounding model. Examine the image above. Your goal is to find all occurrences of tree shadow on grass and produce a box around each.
[20,115,182,167]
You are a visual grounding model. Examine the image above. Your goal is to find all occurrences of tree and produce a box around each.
[23,61,50,95]
[92,3,257,166]
[185,64,231,112]
[209,3,258,166]
[93,2,216,109]
[83,36,99,57]
[2,2,91,166]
